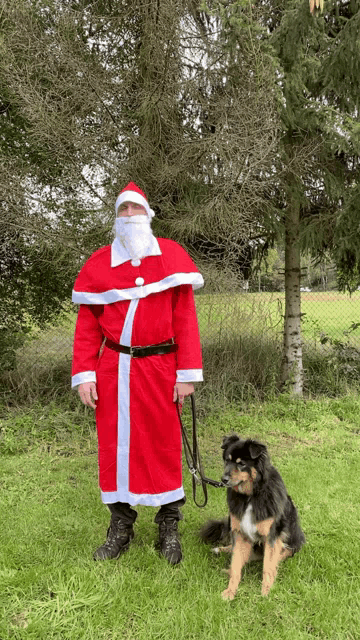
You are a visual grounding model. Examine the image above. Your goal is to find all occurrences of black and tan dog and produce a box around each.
[201,435,305,600]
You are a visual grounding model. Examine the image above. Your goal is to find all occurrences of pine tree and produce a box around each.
[261,0,360,393]
[201,0,360,393]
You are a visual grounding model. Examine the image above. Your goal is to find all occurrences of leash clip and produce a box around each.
[189,467,202,485]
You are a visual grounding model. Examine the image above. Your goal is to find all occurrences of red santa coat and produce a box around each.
[72,237,203,507]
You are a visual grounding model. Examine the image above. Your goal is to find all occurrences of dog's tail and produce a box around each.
[200,517,231,545]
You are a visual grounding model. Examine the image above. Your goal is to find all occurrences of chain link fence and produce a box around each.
[5,287,360,402]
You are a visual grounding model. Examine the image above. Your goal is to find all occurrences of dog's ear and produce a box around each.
[248,440,270,479]
[221,434,239,450]
[248,441,267,460]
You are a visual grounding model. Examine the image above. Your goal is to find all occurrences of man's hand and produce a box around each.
[173,382,194,413]
[78,382,98,409]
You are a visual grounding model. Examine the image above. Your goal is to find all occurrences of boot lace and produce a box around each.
[104,521,131,549]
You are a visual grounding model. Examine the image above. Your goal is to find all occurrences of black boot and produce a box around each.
[93,518,134,560]
[156,516,183,565]
[93,503,137,561]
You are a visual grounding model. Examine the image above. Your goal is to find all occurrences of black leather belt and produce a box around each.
[105,337,178,358]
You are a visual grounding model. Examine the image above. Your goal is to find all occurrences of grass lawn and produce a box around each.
[1,395,359,639]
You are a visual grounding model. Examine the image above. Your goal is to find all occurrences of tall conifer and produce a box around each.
[265,0,360,392]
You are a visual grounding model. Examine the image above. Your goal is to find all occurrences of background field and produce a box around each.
[196,291,360,346]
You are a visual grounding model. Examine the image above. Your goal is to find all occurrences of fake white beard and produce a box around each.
[114,215,154,260]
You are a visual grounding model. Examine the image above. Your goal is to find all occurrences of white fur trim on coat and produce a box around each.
[72,272,204,305]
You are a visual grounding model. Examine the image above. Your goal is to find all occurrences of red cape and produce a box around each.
[73,238,203,304]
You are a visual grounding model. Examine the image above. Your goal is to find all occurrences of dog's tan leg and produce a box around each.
[261,537,284,596]
[256,518,274,538]
[221,534,252,601]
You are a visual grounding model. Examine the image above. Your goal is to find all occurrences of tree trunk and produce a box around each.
[281,192,303,394]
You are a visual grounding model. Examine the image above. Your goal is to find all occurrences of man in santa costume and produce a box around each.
[72,182,203,565]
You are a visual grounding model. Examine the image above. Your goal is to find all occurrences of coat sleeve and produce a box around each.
[71,304,104,388]
[172,285,203,382]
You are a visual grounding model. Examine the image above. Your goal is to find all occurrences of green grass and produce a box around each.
[1,395,359,639]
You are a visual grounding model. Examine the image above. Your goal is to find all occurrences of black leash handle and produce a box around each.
[177,394,224,508]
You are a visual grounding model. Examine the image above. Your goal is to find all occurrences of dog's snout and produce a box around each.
[221,473,230,484]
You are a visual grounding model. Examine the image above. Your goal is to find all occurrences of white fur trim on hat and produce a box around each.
[115,190,155,219]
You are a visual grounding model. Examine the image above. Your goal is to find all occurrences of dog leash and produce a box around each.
[177,393,225,508]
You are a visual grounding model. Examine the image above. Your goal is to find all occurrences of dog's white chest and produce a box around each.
[240,504,258,542]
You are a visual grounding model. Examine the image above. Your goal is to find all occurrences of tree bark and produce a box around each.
[281,191,303,394]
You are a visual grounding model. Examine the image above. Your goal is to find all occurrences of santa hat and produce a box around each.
[115,182,155,218]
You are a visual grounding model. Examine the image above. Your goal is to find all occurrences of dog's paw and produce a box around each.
[212,545,232,555]
[221,587,236,601]
[261,572,274,596]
